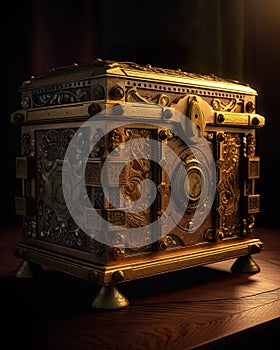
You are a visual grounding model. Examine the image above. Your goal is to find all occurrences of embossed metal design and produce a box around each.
[241,132,260,234]
[21,133,33,156]
[111,128,154,247]
[126,87,170,106]
[36,128,90,251]
[32,84,91,107]
[216,133,241,237]
[90,128,105,158]
[212,98,242,112]
[158,235,177,251]
[89,238,105,256]
[22,217,36,239]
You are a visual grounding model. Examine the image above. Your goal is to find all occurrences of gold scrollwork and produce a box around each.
[158,235,177,251]
[110,247,125,260]
[247,133,256,157]
[242,215,255,235]
[211,98,242,112]
[216,133,241,237]
[110,128,133,152]
[90,239,105,256]
[126,87,169,106]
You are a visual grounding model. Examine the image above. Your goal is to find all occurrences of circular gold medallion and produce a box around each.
[184,168,202,202]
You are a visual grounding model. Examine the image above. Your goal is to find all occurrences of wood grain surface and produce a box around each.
[1,225,279,349]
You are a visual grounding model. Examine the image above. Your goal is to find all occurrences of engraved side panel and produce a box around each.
[122,128,157,255]
[20,130,37,239]
[242,132,260,235]
[32,83,91,107]
[216,132,242,238]
[163,131,214,246]
[104,127,157,256]
[35,128,90,251]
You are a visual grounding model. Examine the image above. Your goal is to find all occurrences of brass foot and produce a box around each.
[91,285,130,311]
[231,255,260,274]
[14,260,43,278]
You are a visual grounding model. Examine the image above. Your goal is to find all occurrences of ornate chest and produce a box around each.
[11,59,265,310]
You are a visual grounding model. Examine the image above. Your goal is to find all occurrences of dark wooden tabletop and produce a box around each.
[1,225,279,350]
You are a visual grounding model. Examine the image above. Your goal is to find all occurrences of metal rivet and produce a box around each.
[252,117,260,126]
[112,270,124,282]
[246,101,255,113]
[110,85,125,100]
[217,133,225,142]
[159,130,168,140]
[14,113,24,124]
[88,103,101,116]
[217,114,225,123]
[163,109,173,119]
[216,231,224,241]
[92,84,104,100]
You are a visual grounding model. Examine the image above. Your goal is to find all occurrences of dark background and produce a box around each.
[1,0,279,229]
